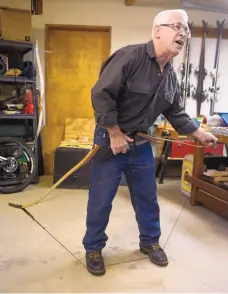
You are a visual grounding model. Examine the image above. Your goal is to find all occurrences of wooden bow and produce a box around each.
[35,40,44,138]
[8,144,100,209]
[8,131,204,211]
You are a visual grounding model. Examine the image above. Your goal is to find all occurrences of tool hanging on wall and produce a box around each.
[208,20,225,116]
[179,22,193,109]
[192,20,208,117]
[31,0,42,15]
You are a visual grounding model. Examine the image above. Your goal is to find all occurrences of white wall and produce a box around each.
[1,0,228,118]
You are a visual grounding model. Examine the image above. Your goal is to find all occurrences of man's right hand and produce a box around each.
[107,125,134,155]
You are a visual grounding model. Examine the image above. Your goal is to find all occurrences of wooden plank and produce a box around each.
[190,141,204,205]
[217,134,228,144]
[0,6,30,13]
[46,24,111,33]
[191,25,228,39]
[186,174,228,203]
[196,189,228,220]
[125,0,135,6]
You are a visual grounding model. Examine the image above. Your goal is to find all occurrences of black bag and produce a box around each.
[20,61,36,79]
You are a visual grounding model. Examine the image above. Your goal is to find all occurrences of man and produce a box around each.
[82,9,218,276]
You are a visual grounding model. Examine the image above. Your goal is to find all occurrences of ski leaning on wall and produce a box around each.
[192,20,208,117]
[208,20,225,116]
[179,22,193,109]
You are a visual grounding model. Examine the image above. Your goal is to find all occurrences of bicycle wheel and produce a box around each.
[0,137,36,194]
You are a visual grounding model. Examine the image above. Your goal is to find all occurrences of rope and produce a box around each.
[6,132,210,269]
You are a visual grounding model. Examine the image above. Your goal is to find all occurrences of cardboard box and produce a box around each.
[0,8,32,42]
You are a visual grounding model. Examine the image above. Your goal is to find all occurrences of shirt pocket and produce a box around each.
[164,89,175,104]
[126,80,150,94]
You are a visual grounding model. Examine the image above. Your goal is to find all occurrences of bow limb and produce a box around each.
[8,145,100,209]
[35,40,44,138]
[136,132,205,148]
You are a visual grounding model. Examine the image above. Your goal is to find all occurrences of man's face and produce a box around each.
[155,13,190,57]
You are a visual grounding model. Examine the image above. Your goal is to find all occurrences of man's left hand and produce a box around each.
[192,127,218,147]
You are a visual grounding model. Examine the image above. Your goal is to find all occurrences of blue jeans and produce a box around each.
[82,126,161,252]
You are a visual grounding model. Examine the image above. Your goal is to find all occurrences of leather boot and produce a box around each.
[140,243,168,266]
[86,251,106,276]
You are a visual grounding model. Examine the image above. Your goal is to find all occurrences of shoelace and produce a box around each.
[89,252,102,261]
[150,243,162,252]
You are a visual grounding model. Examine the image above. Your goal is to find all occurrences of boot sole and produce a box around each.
[140,247,168,267]
[86,266,106,276]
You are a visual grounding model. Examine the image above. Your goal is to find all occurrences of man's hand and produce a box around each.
[107,125,134,155]
[192,127,218,147]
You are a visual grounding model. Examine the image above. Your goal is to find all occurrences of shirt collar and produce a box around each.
[146,40,173,70]
[146,40,156,59]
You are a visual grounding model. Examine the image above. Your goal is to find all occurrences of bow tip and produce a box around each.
[8,202,23,209]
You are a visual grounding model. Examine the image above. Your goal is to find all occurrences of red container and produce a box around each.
[170,140,224,158]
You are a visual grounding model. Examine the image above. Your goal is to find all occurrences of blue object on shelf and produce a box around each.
[192,118,201,127]
[216,112,228,126]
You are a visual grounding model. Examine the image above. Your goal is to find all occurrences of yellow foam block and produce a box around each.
[64,118,95,142]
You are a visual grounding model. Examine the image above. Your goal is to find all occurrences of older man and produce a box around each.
[82,9,218,276]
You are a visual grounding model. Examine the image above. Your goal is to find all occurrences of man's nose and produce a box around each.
[179,29,186,37]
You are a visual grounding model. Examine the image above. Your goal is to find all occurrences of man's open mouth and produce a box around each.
[175,40,184,46]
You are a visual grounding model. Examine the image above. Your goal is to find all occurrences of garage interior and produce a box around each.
[0,0,228,292]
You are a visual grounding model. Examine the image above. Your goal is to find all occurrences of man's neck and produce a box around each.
[156,55,170,71]
[153,42,172,71]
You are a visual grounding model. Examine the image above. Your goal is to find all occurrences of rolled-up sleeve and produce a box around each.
[91,50,131,127]
[163,87,199,135]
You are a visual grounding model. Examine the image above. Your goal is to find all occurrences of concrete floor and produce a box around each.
[0,176,228,293]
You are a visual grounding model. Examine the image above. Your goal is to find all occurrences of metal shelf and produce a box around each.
[0,114,35,119]
[0,38,42,178]
[0,39,34,55]
[0,76,35,84]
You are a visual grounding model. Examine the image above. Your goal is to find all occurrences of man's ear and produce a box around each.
[154,25,160,39]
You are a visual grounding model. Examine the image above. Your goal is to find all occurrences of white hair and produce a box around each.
[152,9,188,37]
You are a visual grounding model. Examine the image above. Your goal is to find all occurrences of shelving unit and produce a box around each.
[0,38,39,182]
[0,39,33,55]
[0,114,35,119]
[0,76,35,84]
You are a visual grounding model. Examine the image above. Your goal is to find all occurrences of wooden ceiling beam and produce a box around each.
[125,0,135,6]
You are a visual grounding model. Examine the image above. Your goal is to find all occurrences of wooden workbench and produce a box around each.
[154,122,228,219]
[185,134,228,220]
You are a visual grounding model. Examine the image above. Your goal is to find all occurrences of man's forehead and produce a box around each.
[168,13,188,24]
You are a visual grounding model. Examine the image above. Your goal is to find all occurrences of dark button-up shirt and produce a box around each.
[91,40,198,135]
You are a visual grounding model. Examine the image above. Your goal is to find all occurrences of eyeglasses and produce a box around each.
[159,23,191,38]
